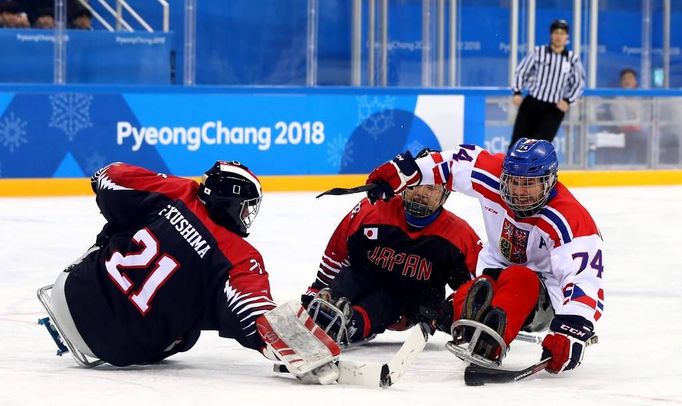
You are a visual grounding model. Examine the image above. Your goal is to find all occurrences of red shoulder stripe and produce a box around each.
[533,217,563,246]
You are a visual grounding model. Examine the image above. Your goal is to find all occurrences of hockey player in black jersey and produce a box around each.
[37,161,341,384]
[302,150,482,346]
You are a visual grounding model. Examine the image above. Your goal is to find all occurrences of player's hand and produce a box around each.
[541,316,594,373]
[419,297,454,335]
[512,94,523,106]
[366,151,421,204]
[556,100,570,112]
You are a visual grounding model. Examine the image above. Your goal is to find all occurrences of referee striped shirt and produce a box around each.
[513,45,585,104]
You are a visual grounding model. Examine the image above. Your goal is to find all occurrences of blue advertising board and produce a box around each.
[0,30,173,84]
[0,89,466,178]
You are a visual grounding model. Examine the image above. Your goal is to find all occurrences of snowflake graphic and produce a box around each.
[326,134,354,170]
[84,151,107,176]
[0,112,28,152]
[406,140,426,155]
[356,96,395,139]
[49,93,94,141]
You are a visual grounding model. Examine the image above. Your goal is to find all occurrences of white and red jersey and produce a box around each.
[416,145,605,325]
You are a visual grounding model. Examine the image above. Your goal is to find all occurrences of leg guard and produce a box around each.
[448,277,508,367]
[259,301,341,385]
[474,308,508,360]
[460,277,495,324]
[451,276,495,343]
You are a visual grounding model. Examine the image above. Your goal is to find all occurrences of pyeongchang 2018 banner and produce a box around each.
[0,90,464,178]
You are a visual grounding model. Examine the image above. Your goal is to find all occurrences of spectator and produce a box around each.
[69,5,92,30]
[511,19,585,149]
[33,7,54,29]
[16,10,28,27]
[0,1,25,28]
[610,68,647,164]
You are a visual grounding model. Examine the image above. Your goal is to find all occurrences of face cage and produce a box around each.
[402,185,449,218]
[239,196,262,230]
[499,173,556,217]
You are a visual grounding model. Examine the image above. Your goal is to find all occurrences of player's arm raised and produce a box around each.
[366,145,487,202]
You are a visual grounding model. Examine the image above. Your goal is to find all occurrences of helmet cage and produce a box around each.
[239,195,262,230]
[500,172,556,218]
[402,184,450,218]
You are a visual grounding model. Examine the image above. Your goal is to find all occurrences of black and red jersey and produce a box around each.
[303,197,482,319]
[65,163,275,366]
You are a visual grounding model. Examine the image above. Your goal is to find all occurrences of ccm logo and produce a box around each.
[560,324,587,338]
[484,206,498,214]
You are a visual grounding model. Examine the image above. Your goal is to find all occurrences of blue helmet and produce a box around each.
[500,138,558,217]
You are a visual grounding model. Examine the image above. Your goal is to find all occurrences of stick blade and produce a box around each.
[464,364,512,386]
[464,358,551,386]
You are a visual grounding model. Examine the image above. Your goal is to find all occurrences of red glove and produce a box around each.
[541,316,594,374]
[366,151,421,203]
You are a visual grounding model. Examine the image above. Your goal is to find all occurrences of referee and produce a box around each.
[510,19,585,149]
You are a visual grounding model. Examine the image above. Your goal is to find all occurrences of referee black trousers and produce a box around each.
[510,96,565,149]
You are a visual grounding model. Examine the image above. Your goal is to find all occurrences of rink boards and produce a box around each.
[2,170,682,197]
[1,86,681,196]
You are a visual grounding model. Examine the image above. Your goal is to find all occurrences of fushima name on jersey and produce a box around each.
[158,204,212,258]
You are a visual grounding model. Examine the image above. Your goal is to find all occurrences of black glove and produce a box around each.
[541,315,595,373]
[419,298,454,335]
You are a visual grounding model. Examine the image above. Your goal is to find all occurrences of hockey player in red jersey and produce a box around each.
[37,161,340,384]
[365,139,604,374]
[303,149,482,346]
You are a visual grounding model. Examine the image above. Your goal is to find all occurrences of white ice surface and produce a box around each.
[1,187,681,406]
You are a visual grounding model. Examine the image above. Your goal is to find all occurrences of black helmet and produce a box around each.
[550,19,569,34]
[197,161,262,237]
[401,148,451,218]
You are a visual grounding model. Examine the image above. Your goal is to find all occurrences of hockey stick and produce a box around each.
[275,323,429,388]
[464,357,551,386]
[316,184,376,199]
[463,334,599,386]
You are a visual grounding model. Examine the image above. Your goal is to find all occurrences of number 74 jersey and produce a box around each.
[416,145,605,325]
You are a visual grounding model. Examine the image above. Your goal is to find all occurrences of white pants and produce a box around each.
[51,269,97,358]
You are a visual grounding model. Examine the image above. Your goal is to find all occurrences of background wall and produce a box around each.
[4,1,680,87]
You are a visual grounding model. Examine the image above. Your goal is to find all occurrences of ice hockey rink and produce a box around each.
[1,186,681,406]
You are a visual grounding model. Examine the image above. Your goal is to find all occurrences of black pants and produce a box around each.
[510,96,565,150]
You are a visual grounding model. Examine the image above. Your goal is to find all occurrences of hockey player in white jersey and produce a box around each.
[365,138,604,374]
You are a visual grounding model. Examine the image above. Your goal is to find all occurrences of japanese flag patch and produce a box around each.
[364,227,378,240]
